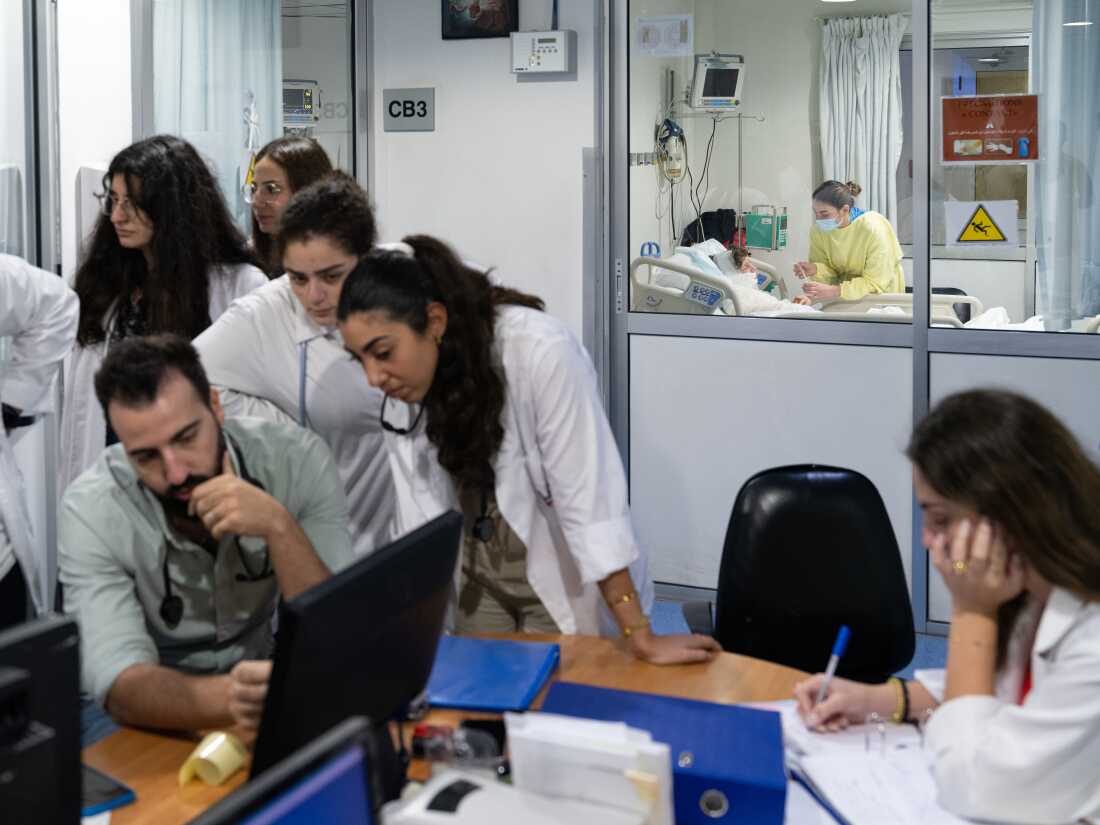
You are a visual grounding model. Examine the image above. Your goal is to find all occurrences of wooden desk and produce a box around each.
[82,634,806,824]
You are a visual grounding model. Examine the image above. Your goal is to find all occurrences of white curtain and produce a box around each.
[153,0,282,229]
[819,14,908,223]
[1033,0,1100,329]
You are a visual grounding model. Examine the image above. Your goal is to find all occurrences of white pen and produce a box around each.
[815,625,852,706]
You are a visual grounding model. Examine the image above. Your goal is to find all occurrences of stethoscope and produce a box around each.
[298,339,314,428]
[158,436,275,629]
[377,395,493,543]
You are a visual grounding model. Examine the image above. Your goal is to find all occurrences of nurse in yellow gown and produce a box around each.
[793,180,905,302]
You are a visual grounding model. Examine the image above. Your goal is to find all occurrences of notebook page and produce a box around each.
[744,700,922,758]
[796,750,969,825]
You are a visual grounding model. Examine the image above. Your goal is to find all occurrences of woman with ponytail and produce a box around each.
[337,237,720,665]
[792,180,905,303]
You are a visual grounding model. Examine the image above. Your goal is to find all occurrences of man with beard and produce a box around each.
[59,334,354,732]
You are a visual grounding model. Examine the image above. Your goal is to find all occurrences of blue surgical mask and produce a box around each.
[816,218,840,232]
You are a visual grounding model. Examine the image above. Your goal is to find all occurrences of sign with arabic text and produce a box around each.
[942,95,1038,164]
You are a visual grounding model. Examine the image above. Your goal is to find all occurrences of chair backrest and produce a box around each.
[713,465,915,683]
[905,286,973,324]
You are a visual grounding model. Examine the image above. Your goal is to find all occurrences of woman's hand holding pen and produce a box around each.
[793,675,894,731]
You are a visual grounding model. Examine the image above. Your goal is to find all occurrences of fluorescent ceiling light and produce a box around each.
[1066,0,1093,25]
[821,0,857,3]
[977,57,1001,62]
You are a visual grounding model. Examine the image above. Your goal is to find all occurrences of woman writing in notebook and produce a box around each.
[794,390,1100,823]
[336,236,720,665]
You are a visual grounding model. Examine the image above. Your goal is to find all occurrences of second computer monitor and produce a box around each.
[0,615,81,825]
[250,511,462,781]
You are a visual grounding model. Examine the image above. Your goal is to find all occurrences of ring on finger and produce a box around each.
[952,560,968,574]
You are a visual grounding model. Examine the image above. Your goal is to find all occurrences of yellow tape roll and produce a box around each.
[178,731,248,787]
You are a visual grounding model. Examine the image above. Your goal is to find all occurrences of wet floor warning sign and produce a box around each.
[945,200,1018,246]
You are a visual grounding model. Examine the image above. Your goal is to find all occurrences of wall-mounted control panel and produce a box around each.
[510,30,576,74]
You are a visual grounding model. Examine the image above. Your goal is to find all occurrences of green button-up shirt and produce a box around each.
[60,416,355,705]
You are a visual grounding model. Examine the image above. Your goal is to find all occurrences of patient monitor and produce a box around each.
[690,53,745,111]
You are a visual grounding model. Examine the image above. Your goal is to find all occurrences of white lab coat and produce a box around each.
[0,255,79,613]
[384,305,654,635]
[924,588,1100,824]
[192,276,394,556]
[58,262,267,496]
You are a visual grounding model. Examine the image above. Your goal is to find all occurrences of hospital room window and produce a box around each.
[143,0,355,231]
[927,1,1100,333]
[627,1,913,325]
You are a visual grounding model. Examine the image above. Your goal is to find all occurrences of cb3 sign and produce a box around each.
[382,88,435,132]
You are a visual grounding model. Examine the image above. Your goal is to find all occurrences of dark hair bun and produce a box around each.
[845,181,863,198]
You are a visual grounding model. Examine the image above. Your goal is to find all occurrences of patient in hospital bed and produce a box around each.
[652,243,817,316]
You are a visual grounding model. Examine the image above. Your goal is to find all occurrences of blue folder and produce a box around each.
[425,636,560,712]
[541,681,787,825]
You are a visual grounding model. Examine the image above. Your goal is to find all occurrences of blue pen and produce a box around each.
[814,625,851,706]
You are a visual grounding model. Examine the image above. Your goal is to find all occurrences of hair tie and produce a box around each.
[375,241,414,257]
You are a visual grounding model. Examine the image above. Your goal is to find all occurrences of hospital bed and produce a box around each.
[630,255,983,326]
[814,292,984,326]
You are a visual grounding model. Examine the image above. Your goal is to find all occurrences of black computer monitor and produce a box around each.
[0,615,81,825]
[190,716,379,825]
[250,511,462,792]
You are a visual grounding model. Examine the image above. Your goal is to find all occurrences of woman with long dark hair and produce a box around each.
[336,236,720,664]
[794,390,1100,823]
[194,173,393,557]
[60,135,266,491]
[245,136,333,276]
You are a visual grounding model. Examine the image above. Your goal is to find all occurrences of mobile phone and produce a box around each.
[82,763,136,817]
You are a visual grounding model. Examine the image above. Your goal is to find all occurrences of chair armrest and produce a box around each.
[682,601,715,637]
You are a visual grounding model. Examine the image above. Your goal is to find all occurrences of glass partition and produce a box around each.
[627,0,913,324]
[929,0,1100,333]
[148,0,354,229]
[0,0,31,259]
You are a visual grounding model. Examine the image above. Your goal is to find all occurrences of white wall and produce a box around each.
[282,10,352,170]
[0,1,28,257]
[370,0,596,338]
[57,0,133,278]
[630,336,914,591]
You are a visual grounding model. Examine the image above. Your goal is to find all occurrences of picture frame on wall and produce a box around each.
[442,0,519,40]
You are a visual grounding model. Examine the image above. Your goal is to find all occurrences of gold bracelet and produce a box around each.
[612,591,637,607]
[888,676,906,724]
[622,618,650,638]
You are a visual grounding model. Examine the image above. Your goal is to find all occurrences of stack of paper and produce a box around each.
[796,750,969,825]
[745,700,966,825]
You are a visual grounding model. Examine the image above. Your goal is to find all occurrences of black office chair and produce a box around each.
[904,286,973,324]
[683,465,915,684]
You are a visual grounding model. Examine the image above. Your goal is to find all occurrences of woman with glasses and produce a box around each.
[60,135,267,493]
[335,235,721,665]
[245,136,333,277]
[194,173,392,557]
[793,390,1100,823]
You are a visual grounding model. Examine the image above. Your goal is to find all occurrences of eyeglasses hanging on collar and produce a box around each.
[379,395,426,436]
